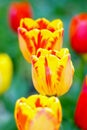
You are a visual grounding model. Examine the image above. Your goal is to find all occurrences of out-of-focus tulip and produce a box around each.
[31,48,74,96]
[74,75,87,129]
[0,54,13,94]
[69,13,87,53]
[8,2,33,32]
[15,94,62,130]
[18,18,64,62]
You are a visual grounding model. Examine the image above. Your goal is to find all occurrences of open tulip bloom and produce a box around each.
[18,18,64,62]
[15,94,62,130]
[31,48,74,96]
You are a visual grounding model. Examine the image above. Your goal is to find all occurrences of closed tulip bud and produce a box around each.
[31,48,74,96]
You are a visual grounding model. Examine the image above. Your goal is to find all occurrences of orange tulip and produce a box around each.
[18,18,64,62]
[31,48,74,96]
[15,94,62,130]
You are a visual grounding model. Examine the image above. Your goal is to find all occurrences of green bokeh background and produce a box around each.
[0,0,87,130]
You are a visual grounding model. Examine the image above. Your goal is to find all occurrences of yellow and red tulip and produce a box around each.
[0,54,13,94]
[74,75,87,129]
[15,94,62,130]
[31,48,74,96]
[18,18,64,62]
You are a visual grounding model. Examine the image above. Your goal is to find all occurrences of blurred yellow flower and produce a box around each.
[15,94,62,130]
[18,18,64,62]
[0,54,13,94]
[31,48,74,96]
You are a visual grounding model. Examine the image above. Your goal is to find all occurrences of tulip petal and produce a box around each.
[47,19,63,32]
[36,18,50,29]
[15,98,35,130]
[20,18,39,31]
[29,109,58,130]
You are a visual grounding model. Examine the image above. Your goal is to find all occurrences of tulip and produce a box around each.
[74,75,87,129]
[15,94,62,130]
[18,18,64,62]
[8,2,33,32]
[0,54,13,94]
[69,13,87,53]
[31,48,74,96]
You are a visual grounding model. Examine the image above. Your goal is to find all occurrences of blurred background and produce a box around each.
[0,0,87,130]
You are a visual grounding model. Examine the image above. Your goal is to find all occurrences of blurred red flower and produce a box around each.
[69,13,87,53]
[8,2,33,32]
[74,75,87,129]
